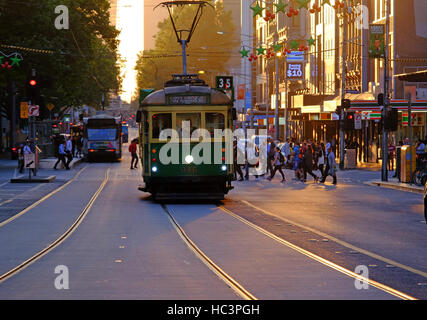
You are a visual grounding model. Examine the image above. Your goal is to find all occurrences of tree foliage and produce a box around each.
[135,1,236,92]
[0,0,122,113]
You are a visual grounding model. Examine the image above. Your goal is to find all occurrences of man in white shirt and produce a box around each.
[66,136,73,167]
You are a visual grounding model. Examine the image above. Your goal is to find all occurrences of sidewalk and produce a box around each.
[366,178,424,194]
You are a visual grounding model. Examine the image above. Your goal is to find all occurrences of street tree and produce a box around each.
[135,1,236,92]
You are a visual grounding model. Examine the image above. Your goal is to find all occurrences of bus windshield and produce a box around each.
[87,128,117,141]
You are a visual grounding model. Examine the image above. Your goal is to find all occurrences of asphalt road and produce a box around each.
[0,133,425,300]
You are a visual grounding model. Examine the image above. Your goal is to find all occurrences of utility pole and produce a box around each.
[339,7,348,170]
[274,49,280,141]
[265,57,269,134]
[381,0,390,182]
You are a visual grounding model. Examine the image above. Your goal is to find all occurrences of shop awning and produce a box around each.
[395,70,427,82]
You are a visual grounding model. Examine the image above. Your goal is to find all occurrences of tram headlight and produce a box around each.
[221,165,227,172]
[152,166,158,173]
[185,155,194,164]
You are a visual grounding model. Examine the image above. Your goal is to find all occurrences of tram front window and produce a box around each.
[206,113,225,136]
[176,113,201,138]
[152,113,172,139]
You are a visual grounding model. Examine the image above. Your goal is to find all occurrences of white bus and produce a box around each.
[83,114,122,161]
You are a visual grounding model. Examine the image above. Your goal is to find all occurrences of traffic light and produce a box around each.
[26,68,40,104]
[343,111,355,130]
[378,93,384,106]
[342,99,351,109]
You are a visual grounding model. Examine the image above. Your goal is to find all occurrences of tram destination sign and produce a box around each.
[169,95,208,105]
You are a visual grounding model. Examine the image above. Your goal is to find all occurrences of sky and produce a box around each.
[116,0,144,103]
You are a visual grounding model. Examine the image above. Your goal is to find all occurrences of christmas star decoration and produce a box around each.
[290,40,299,50]
[272,43,283,52]
[296,0,310,10]
[10,55,22,67]
[250,3,264,17]
[256,45,266,55]
[274,0,288,14]
[307,37,316,46]
[239,47,250,58]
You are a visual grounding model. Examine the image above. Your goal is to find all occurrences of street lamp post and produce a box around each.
[381,0,390,182]
[339,6,348,170]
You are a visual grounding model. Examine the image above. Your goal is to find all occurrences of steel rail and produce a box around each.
[162,204,257,300]
[218,204,417,301]
[0,165,89,228]
[0,168,110,284]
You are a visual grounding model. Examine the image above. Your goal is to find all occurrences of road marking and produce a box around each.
[0,166,88,228]
[0,168,109,284]
[218,205,417,301]
[163,205,257,301]
[240,200,427,280]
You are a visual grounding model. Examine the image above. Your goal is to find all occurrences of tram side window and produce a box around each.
[176,113,201,137]
[152,113,172,139]
[206,113,225,136]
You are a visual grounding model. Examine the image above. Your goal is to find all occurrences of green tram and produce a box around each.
[136,74,236,200]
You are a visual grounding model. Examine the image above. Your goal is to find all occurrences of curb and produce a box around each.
[366,180,424,194]
[10,175,56,183]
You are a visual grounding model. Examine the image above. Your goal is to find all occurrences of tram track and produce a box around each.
[162,204,258,300]
[163,201,417,300]
[0,168,110,284]
[0,165,89,228]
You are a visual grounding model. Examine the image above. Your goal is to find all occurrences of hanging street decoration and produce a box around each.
[309,3,322,14]
[287,7,299,17]
[333,1,346,10]
[296,0,310,10]
[0,51,24,69]
[10,55,23,67]
[274,0,288,14]
[264,10,276,22]
[256,45,266,55]
[307,37,316,47]
[250,3,264,17]
[239,47,250,58]
[242,0,358,62]
[272,43,283,52]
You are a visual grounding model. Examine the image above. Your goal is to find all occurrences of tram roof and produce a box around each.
[140,74,233,106]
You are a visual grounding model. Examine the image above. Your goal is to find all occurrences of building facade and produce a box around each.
[246,0,427,162]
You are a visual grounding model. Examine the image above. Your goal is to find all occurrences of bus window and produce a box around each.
[176,113,201,137]
[152,113,172,139]
[206,113,225,136]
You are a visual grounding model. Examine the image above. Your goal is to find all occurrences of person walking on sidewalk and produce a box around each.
[54,141,69,170]
[302,144,319,182]
[129,139,138,169]
[267,147,286,183]
[65,136,73,168]
[23,140,36,176]
[320,147,337,185]
[317,142,326,177]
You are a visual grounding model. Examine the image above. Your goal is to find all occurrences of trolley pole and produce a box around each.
[181,40,188,75]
